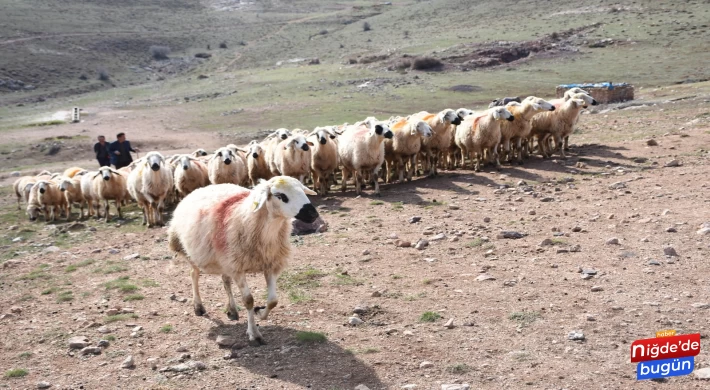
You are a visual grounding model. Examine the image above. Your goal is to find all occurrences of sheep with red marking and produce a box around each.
[127,152,174,227]
[384,117,432,183]
[455,106,514,171]
[167,176,319,344]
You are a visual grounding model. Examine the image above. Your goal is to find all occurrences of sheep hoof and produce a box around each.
[253,305,266,314]
[517,161,524,166]
[227,310,239,321]
[194,305,206,317]
[248,337,266,347]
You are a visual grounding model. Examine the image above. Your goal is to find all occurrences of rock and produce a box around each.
[663,247,678,257]
[97,326,111,334]
[354,385,371,390]
[568,331,585,341]
[147,357,159,370]
[36,382,52,389]
[215,335,237,348]
[43,246,60,253]
[539,239,553,247]
[10,306,22,314]
[586,314,596,321]
[570,244,581,252]
[581,268,597,275]
[605,237,619,245]
[429,233,446,242]
[443,318,454,329]
[528,210,536,215]
[697,227,710,236]
[664,159,681,167]
[123,253,140,260]
[12,237,23,243]
[68,336,90,349]
[97,340,110,348]
[441,385,470,390]
[8,225,18,231]
[475,274,496,282]
[666,227,677,233]
[591,286,604,292]
[80,347,102,355]
[449,237,459,242]
[348,317,364,325]
[291,216,328,235]
[108,249,120,254]
[121,355,135,369]
[353,304,369,314]
[691,303,710,309]
[648,260,661,266]
[540,197,555,202]
[159,360,206,373]
[414,239,429,250]
[448,205,460,210]
[394,240,411,248]
[498,231,526,239]
[694,367,710,379]
[361,249,370,256]
[10,171,21,177]
[640,237,649,242]
[402,385,417,390]
[371,291,382,298]
[409,216,421,224]
[572,226,582,232]
[609,182,626,190]
[646,139,658,146]
[419,361,434,369]
[483,217,491,222]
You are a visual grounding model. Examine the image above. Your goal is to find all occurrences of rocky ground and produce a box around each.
[1,88,710,390]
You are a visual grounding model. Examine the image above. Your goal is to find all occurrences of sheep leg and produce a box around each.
[396,157,405,183]
[190,266,206,316]
[354,171,362,195]
[221,275,239,320]
[408,155,416,182]
[340,168,348,193]
[234,274,264,344]
[103,200,111,222]
[255,273,278,321]
[140,205,148,226]
[555,135,567,159]
[564,135,570,151]
[116,200,123,220]
[157,201,165,226]
[94,201,101,220]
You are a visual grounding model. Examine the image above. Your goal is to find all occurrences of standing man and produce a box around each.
[109,132,139,169]
[94,135,111,167]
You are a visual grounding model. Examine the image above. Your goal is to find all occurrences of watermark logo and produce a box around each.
[631,331,701,380]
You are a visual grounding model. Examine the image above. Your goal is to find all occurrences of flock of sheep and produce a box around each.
[11,87,597,227]
[10,87,598,343]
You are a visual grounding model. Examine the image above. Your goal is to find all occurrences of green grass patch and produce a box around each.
[369,200,384,206]
[391,201,404,211]
[295,331,327,343]
[278,267,326,304]
[41,287,59,295]
[56,291,73,303]
[287,290,313,304]
[423,200,446,209]
[333,270,361,286]
[65,258,95,273]
[103,276,139,292]
[18,352,32,359]
[102,335,116,342]
[140,279,160,287]
[419,311,441,322]
[25,120,64,127]
[447,363,471,374]
[123,294,144,301]
[422,278,433,285]
[17,294,34,302]
[19,267,50,281]
[391,274,403,280]
[160,324,173,333]
[94,261,128,274]
[104,313,138,323]
[509,311,541,327]
[467,238,484,248]
[551,238,567,245]
[404,292,427,301]
[4,368,28,378]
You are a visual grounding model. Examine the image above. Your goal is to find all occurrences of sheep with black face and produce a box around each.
[209,146,247,185]
[307,126,339,195]
[91,166,127,222]
[337,117,393,196]
[127,151,174,227]
[167,176,318,345]
[271,134,313,184]
[174,154,209,198]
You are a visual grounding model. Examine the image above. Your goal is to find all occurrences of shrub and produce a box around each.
[411,57,443,71]
[4,369,28,378]
[97,68,110,81]
[219,41,228,49]
[363,22,371,31]
[149,45,171,60]
[296,331,327,343]
[419,311,441,322]
[160,324,173,333]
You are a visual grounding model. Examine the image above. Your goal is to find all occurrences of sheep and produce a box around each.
[443,108,475,170]
[271,134,313,184]
[384,117,432,183]
[26,182,43,222]
[455,106,514,171]
[174,154,209,198]
[192,148,209,158]
[80,172,98,218]
[226,143,249,183]
[489,96,522,108]
[307,127,339,194]
[529,98,587,159]
[62,167,85,178]
[558,90,597,151]
[498,97,556,165]
[58,176,86,220]
[263,129,292,175]
[127,152,174,227]
[35,180,68,222]
[13,176,37,210]
[208,147,248,185]
[337,118,393,196]
[245,141,272,187]
[92,166,127,222]
[167,176,319,344]
[411,109,462,177]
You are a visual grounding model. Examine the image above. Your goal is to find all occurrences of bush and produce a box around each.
[411,57,443,71]
[97,68,110,81]
[219,41,228,49]
[363,22,371,31]
[149,45,171,60]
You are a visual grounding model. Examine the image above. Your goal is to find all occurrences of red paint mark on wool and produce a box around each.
[472,114,485,128]
[213,191,249,253]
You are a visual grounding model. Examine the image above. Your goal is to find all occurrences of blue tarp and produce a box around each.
[558,82,630,90]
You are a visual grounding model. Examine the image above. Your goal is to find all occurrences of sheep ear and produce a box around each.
[253,189,269,212]
[93,172,101,178]
[306,141,314,147]
[301,183,317,196]
[236,148,248,153]
[531,103,541,110]
[109,168,121,175]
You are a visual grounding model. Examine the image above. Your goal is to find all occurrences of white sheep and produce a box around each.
[455,106,514,171]
[530,97,587,159]
[263,129,292,175]
[337,118,393,196]
[36,179,68,222]
[13,176,38,210]
[174,154,209,198]
[192,148,209,158]
[411,109,462,176]
[208,147,248,185]
[167,176,319,344]
[499,97,556,165]
[246,141,272,187]
[384,117,432,183]
[307,127,339,195]
[92,166,127,222]
[271,134,313,184]
[26,182,43,222]
[127,152,174,227]
[443,108,475,170]
[58,175,86,220]
[80,171,98,218]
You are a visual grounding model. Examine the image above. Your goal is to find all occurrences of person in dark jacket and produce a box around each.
[109,132,139,169]
[94,135,111,167]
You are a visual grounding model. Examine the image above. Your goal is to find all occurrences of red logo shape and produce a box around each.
[630,333,701,363]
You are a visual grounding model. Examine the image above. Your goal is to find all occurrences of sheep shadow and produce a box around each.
[206,320,387,390]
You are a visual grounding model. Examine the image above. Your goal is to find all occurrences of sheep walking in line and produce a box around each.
[499,97,556,165]
[58,175,87,220]
[455,106,514,171]
[384,117,432,183]
[174,154,209,198]
[62,167,85,178]
[128,152,174,227]
[80,172,98,218]
[209,147,248,185]
[530,98,587,159]
[443,108,475,170]
[13,176,37,210]
[167,176,319,344]
[412,109,462,177]
[263,128,292,176]
[559,91,597,151]
[337,118,393,196]
[92,166,127,222]
[26,182,43,222]
[246,141,272,187]
[272,134,313,184]
[36,180,68,222]
[307,127,339,195]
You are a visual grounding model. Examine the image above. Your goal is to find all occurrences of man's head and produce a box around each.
[98,135,105,143]
[116,132,126,142]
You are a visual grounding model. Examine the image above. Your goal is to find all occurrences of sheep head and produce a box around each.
[36,180,50,194]
[247,143,264,159]
[252,176,319,223]
[456,108,474,120]
[145,151,166,172]
[193,148,208,157]
[96,166,120,181]
[569,92,597,108]
[413,120,433,137]
[58,178,74,192]
[491,106,515,122]
[178,155,194,170]
[214,147,235,165]
[523,96,556,112]
[441,109,462,126]
[284,135,313,151]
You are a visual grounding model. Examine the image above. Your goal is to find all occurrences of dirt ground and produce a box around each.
[1,88,710,390]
